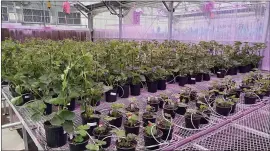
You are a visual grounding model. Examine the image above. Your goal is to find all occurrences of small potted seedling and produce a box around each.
[175,99,188,115]
[86,140,106,151]
[226,95,239,113]
[147,96,160,112]
[158,93,169,109]
[184,109,201,129]
[215,98,234,116]
[243,88,258,104]
[196,91,215,107]
[124,113,140,135]
[255,87,266,99]
[163,99,177,119]
[156,114,174,140]
[143,122,163,150]
[125,97,140,115]
[198,104,211,124]
[142,105,157,127]
[108,103,124,127]
[68,125,90,151]
[92,124,112,148]
[112,129,138,151]
[81,106,101,136]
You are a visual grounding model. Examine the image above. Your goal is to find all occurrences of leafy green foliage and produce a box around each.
[144,122,157,136]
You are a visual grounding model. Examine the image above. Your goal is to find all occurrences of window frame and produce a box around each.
[1,6,9,22]
[57,12,81,25]
[22,8,50,23]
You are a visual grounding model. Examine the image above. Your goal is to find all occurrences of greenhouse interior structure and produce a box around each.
[1,1,270,151]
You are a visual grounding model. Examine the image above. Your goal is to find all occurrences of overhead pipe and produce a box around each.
[164,102,267,150]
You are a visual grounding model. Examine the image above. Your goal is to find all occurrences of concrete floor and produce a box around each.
[2,101,25,150]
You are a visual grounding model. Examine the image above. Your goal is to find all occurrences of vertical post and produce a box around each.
[119,7,123,39]
[88,12,94,41]
[8,104,13,123]
[168,2,174,40]
[263,2,270,42]
[22,127,29,150]
[42,1,46,26]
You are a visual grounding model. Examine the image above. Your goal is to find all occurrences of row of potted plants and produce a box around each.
[1,39,267,150]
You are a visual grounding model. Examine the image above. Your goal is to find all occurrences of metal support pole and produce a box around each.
[88,12,94,41]
[263,2,270,42]
[22,127,29,150]
[119,7,123,39]
[8,104,13,123]
[2,122,22,129]
[168,2,174,40]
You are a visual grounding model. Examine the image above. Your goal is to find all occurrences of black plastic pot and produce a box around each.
[143,130,163,150]
[175,106,186,115]
[116,141,137,151]
[166,75,175,84]
[1,80,8,85]
[216,70,225,78]
[118,84,130,98]
[44,121,67,148]
[44,102,52,115]
[142,114,156,127]
[67,98,76,111]
[124,122,140,135]
[148,101,159,112]
[157,79,166,90]
[199,110,211,124]
[230,103,236,114]
[89,99,100,107]
[178,76,188,86]
[93,130,112,148]
[187,75,196,84]
[203,73,210,81]
[157,125,173,140]
[22,93,33,105]
[69,136,89,151]
[126,107,140,115]
[257,93,265,99]
[196,73,203,82]
[244,95,257,104]
[227,67,238,75]
[105,89,117,102]
[163,105,177,119]
[81,111,101,136]
[185,116,201,129]
[130,84,141,96]
[265,90,270,96]
[159,98,164,109]
[108,113,123,128]
[239,65,249,73]
[216,105,232,116]
[147,81,158,93]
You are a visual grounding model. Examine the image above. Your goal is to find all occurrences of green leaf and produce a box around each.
[50,114,65,126]
[78,129,87,137]
[63,120,74,133]
[48,97,64,105]
[15,85,21,94]
[31,112,42,122]
[140,75,146,81]
[58,110,75,121]
[11,96,23,105]
[73,135,84,143]
[86,144,99,151]
[77,125,89,130]
[103,85,113,92]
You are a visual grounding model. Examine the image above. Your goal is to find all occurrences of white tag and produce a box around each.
[25,95,30,99]
[148,97,151,101]
[217,72,221,74]
[64,131,67,134]
[87,122,97,127]
[67,103,70,105]
[110,92,116,96]
[69,134,73,139]
[191,78,196,80]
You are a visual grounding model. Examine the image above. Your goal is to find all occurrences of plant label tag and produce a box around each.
[25,95,30,99]
[87,122,97,127]
[217,72,221,74]
[64,131,67,134]
[69,134,73,139]
[110,92,116,96]
[67,103,70,105]
[191,78,196,80]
